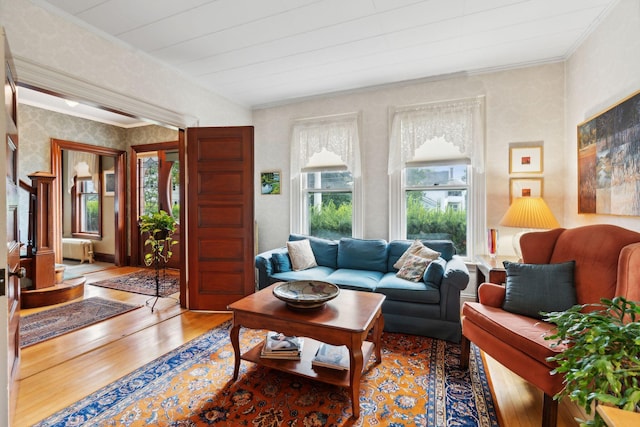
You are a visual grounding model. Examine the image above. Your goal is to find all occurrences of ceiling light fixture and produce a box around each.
[64,99,79,107]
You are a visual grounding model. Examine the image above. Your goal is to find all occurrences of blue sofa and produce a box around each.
[255,234,470,342]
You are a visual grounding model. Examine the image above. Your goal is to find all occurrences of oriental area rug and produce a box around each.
[34,322,499,427]
[89,268,180,297]
[20,297,140,348]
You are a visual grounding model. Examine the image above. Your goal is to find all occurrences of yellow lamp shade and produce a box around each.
[499,197,560,229]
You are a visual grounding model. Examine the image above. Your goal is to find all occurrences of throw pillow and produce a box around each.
[396,254,431,282]
[393,240,441,269]
[502,261,577,319]
[272,252,292,273]
[286,239,318,271]
[423,257,446,286]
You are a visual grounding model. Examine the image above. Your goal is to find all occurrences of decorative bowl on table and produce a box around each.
[273,280,340,309]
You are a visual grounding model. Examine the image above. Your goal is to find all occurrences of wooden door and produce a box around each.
[3,30,21,421]
[186,127,254,310]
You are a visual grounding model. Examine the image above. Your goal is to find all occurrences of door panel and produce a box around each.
[187,127,254,310]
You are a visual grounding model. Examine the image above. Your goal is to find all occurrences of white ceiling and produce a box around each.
[25,0,618,122]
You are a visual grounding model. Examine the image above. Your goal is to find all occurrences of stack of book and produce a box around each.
[311,343,350,370]
[260,331,304,360]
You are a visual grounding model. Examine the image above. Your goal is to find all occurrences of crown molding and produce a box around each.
[13,55,197,128]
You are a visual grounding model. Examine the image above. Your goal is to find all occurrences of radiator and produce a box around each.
[62,238,94,263]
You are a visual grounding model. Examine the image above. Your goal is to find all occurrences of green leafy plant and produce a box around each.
[544,297,640,426]
[138,210,178,267]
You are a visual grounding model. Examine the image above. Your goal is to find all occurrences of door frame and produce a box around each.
[51,139,126,265]
[130,135,185,307]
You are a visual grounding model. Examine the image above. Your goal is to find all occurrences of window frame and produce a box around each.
[71,175,102,239]
[300,170,355,238]
[403,160,471,256]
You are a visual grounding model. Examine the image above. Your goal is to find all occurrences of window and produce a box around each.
[405,163,469,255]
[303,170,353,239]
[137,151,180,220]
[73,177,100,235]
[291,113,362,238]
[389,97,485,258]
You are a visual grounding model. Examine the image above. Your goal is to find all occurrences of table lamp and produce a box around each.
[499,196,560,260]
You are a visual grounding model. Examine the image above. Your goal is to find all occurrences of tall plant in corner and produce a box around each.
[544,297,640,427]
[139,210,178,302]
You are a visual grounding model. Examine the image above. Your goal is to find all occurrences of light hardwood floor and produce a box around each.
[14,267,585,426]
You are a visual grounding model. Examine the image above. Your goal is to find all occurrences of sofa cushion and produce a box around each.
[271,266,335,283]
[502,261,577,319]
[271,252,292,273]
[378,273,440,304]
[326,269,382,292]
[287,239,318,271]
[289,234,339,269]
[396,254,431,281]
[393,240,440,269]
[337,238,388,273]
[423,258,446,286]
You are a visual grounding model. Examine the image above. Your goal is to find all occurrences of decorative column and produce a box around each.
[29,171,56,289]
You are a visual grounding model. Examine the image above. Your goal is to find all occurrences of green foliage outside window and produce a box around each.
[85,198,99,232]
[406,195,467,255]
[310,199,352,239]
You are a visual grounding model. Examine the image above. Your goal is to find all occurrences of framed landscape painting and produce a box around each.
[261,171,281,195]
[577,89,640,215]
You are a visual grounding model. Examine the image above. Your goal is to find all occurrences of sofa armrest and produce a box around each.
[442,256,470,291]
[440,256,470,322]
[478,283,506,307]
[255,247,287,290]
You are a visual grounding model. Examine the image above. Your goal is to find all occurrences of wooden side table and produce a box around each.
[475,255,519,289]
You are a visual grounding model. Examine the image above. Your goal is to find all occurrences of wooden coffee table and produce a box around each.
[227,283,385,418]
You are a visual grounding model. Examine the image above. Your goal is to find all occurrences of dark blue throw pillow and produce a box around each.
[502,261,577,319]
[272,252,292,273]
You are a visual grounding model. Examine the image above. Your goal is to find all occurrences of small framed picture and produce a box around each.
[103,171,115,196]
[509,144,543,174]
[510,178,543,203]
[260,170,281,195]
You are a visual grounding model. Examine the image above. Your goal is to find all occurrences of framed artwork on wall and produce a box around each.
[577,89,640,215]
[510,178,542,203]
[260,170,281,195]
[103,170,115,196]
[509,143,543,174]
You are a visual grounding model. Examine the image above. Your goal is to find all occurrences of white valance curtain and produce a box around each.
[66,151,99,192]
[388,96,485,173]
[290,113,361,179]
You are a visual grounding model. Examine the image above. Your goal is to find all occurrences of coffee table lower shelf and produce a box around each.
[241,338,375,388]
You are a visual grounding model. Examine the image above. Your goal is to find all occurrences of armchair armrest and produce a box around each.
[478,282,506,307]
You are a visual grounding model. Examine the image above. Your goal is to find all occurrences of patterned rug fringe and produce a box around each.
[34,321,499,426]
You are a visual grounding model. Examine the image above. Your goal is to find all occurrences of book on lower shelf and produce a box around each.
[260,331,303,360]
[312,343,350,370]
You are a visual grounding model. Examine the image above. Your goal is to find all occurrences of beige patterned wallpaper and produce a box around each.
[18,103,178,256]
[253,63,565,256]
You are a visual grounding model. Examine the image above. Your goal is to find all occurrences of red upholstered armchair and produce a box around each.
[460,224,640,427]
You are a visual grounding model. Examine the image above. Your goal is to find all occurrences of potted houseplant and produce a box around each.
[138,210,178,310]
[544,296,640,427]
